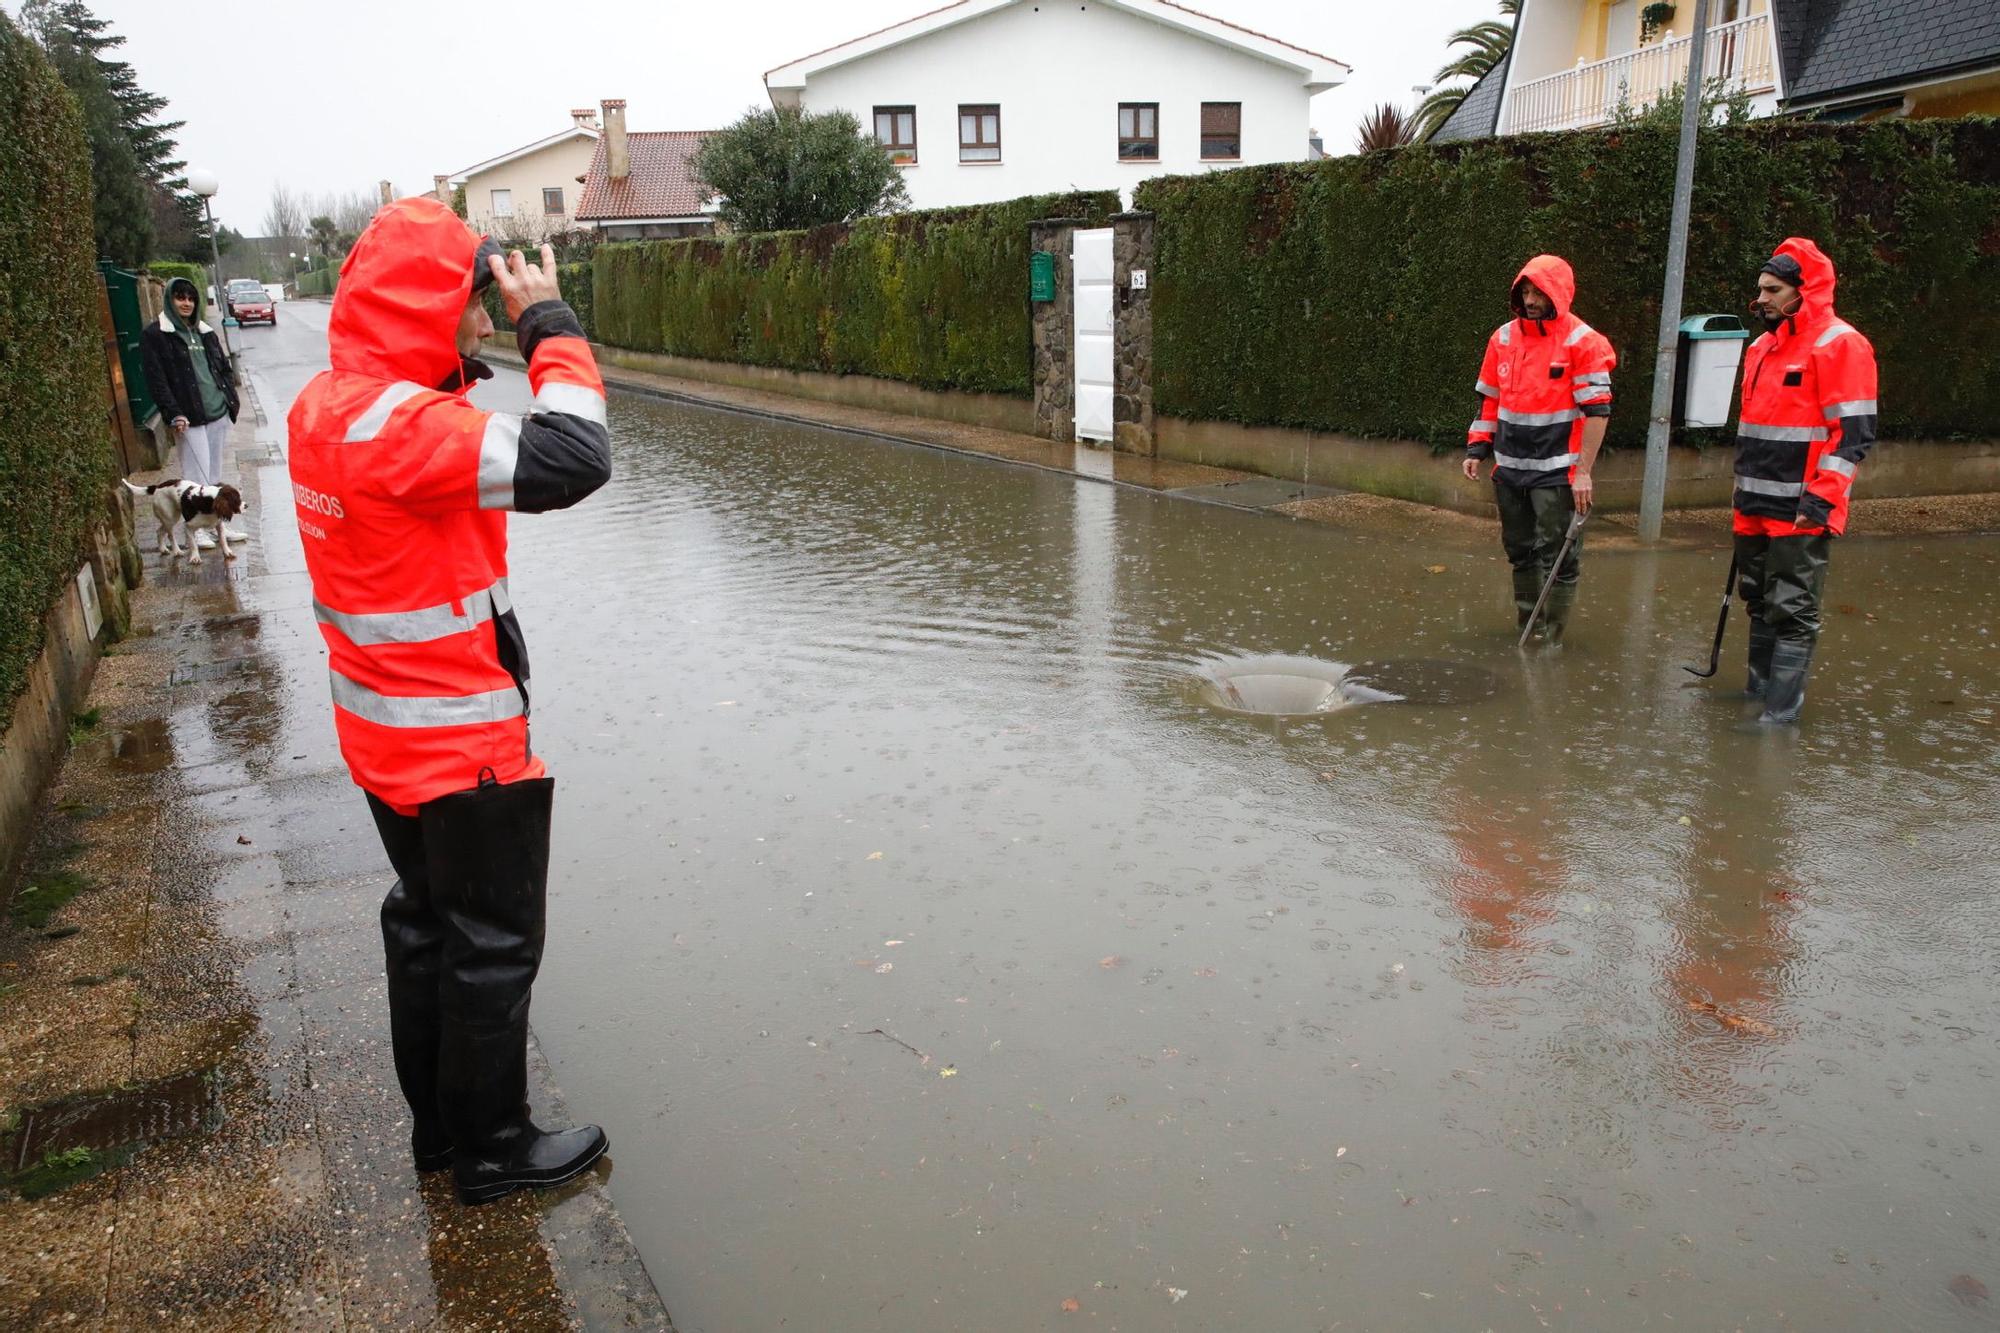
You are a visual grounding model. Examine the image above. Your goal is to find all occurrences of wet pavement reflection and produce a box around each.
[430,373,2000,1330]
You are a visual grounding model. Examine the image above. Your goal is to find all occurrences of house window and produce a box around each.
[1118,103,1159,160]
[489,188,514,217]
[958,104,1001,162]
[543,187,564,215]
[874,105,917,164]
[1200,102,1241,160]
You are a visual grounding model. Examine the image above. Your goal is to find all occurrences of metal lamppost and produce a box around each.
[1636,0,1714,543]
[185,168,232,357]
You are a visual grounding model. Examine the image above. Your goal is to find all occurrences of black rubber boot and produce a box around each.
[423,776,607,1206]
[1512,567,1544,637]
[1742,621,1777,700]
[369,795,455,1174]
[1756,637,1814,725]
[1541,581,1577,646]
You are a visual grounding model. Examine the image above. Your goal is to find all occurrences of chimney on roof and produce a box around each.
[571,106,599,130]
[602,99,629,181]
[433,174,452,205]
[378,179,394,206]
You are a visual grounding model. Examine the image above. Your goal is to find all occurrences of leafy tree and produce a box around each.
[308,214,339,258]
[692,105,909,233]
[1354,104,1417,154]
[24,0,201,265]
[1416,0,1520,140]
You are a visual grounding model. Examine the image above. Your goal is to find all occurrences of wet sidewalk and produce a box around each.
[0,399,670,1328]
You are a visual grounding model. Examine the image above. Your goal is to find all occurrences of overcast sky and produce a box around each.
[13,0,1504,234]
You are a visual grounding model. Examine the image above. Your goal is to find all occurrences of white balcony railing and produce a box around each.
[1503,13,1776,135]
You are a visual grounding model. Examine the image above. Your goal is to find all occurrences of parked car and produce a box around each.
[232,290,276,325]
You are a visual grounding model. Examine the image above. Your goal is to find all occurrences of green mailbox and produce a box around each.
[1030,251,1055,303]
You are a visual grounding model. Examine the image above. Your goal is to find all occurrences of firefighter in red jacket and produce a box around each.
[288,197,612,1205]
[1461,255,1616,642]
[1732,238,1877,725]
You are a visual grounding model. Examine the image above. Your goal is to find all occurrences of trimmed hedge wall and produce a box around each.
[1136,119,2000,449]
[591,191,1119,395]
[295,262,340,297]
[0,17,117,718]
[147,260,207,313]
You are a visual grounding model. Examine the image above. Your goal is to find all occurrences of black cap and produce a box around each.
[471,236,506,294]
[1759,253,1804,288]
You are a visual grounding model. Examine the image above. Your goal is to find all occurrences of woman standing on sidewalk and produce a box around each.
[140,277,240,547]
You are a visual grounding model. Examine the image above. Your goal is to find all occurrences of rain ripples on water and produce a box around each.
[489,389,2000,1332]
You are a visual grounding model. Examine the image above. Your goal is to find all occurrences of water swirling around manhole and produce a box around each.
[1190,655,1499,717]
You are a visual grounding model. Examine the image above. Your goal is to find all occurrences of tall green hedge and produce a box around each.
[0,16,117,717]
[294,262,339,297]
[1136,119,2000,448]
[147,260,207,313]
[591,192,1119,395]
[482,262,592,340]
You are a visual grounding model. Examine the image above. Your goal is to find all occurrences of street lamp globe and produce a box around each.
[187,168,218,198]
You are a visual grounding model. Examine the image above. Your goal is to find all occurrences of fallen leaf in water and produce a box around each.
[1426,564,1447,574]
[1836,604,1859,615]
[884,939,904,947]
[1336,1145,1347,1158]
[1193,966,1217,978]
[1676,815,1693,826]
[1947,1274,1989,1308]
[714,700,737,707]
[1167,1287,1189,1304]
[1687,999,1777,1037]
[866,851,884,860]
[939,1065,957,1078]
[1100,955,1125,969]
[874,962,894,974]
[1059,1298,1081,1313]
[236,835,253,845]
[1771,889,1801,903]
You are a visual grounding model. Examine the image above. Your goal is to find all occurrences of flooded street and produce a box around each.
[251,308,1999,1330]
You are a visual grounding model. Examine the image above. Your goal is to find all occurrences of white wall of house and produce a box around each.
[460,135,597,240]
[793,2,1318,210]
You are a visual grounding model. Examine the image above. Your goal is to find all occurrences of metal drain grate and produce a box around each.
[8,1070,220,1171]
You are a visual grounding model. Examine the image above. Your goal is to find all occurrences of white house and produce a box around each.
[763,0,1348,210]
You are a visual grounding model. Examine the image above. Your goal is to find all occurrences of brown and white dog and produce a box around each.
[123,479,244,564]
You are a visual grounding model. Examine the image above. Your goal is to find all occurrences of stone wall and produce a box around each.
[1110,212,1155,457]
[1028,219,1080,441]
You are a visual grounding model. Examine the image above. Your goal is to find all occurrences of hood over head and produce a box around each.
[1510,254,1576,323]
[328,196,481,389]
[1761,236,1836,327]
[165,277,202,332]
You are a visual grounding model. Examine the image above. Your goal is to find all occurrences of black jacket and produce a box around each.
[139,312,240,428]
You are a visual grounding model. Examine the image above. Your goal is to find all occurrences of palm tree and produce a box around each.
[1355,103,1418,153]
[1416,0,1521,140]
[307,214,338,259]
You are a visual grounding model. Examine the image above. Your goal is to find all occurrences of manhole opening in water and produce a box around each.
[7,1069,220,1172]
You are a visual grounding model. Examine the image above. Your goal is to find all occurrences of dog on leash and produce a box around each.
[123,479,244,564]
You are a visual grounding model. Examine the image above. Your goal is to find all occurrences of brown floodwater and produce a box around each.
[434,378,2000,1332]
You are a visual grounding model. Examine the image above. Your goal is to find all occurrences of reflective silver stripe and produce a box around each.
[477,415,521,510]
[1816,322,1856,347]
[1738,422,1828,443]
[1497,323,1512,345]
[343,382,426,443]
[1564,322,1595,347]
[1573,385,1610,403]
[328,671,526,728]
[1499,406,1580,426]
[1574,372,1612,386]
[1822,398,1877,420]
[1818,454,1857,478]
[314,578,512,646]
[1735,475,1805,497]
[1495,451,1580,472]
[1469,421,1494,437]
[1475,379,1500,398]
[530,381,607,426]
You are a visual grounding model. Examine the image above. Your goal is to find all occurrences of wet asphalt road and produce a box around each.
[242,298,2000,1332]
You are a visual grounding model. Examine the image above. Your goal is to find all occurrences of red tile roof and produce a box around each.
[575,132,715,221]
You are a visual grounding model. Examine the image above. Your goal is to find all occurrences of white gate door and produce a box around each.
[1072,227,1115,443]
